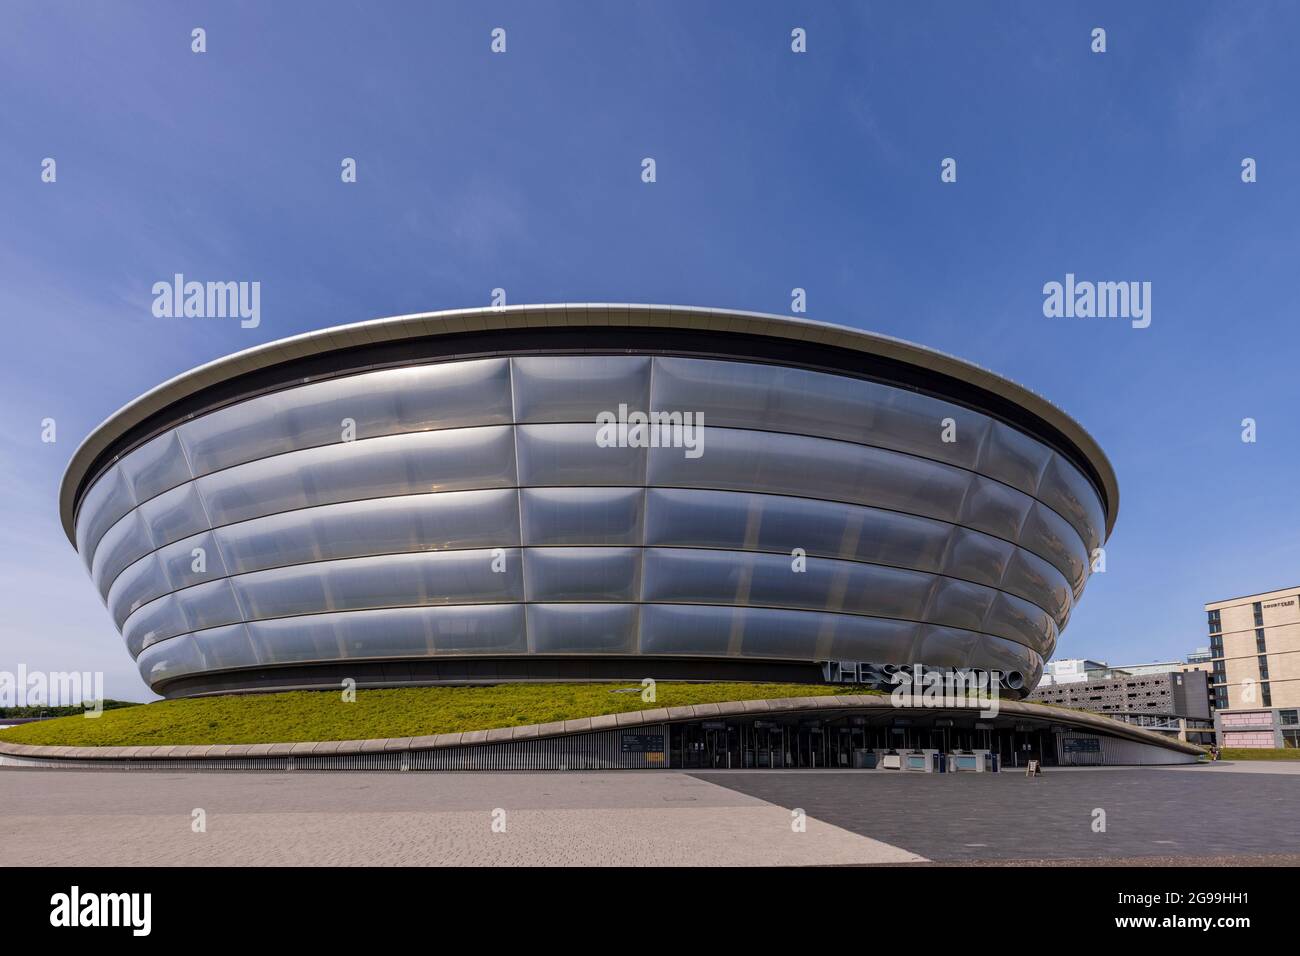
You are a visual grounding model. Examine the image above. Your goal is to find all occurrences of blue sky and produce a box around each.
[2,1,1298,700]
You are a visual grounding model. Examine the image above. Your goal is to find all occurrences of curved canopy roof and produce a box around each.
[59,304,1119,545]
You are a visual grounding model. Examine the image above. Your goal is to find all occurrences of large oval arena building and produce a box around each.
[60,305,1118,700]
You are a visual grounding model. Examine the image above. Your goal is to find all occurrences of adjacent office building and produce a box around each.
[1029,660,1214,746]
[1036,658,1109,685]
[1206,586,1300,749]
[1180,649,1218,718]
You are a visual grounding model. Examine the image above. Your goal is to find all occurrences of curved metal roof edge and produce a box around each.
[58,304,1119,545]
[0,695,1201,760]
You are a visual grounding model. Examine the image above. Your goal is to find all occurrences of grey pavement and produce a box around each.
[2,763,1295,866]
[1168,760,1300,776]
[0,768,920,867]
[693,765,1300,862]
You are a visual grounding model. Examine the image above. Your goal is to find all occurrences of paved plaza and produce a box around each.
[695,763,1300,863]
[0,762,1295,866]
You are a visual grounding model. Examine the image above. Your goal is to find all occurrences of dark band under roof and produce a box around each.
[59,304,1119,545]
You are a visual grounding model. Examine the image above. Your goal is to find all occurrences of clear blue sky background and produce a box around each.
[2,2,1297,700]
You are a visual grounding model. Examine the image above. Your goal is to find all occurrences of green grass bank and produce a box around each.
[1217,747,1300,761]
[0,682,865,748]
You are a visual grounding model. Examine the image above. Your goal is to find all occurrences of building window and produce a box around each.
[1281,710,1299,726]
[1256,629,1268,653]
[1261,683,1272,707]
[1258,657,1270,679]
[1253,602,1264,626]
[1208,609,1222,633]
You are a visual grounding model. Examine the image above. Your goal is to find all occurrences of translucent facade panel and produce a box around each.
[193,622,258,672]
[523,547,641,602]
[520,487,644,546]
[954,480,1086,593]
[119,429,194,505]
[639,490,1065,630]
[248,611,419,665]
[106,552,168,628]
[109,531,229,625]
[178,358,513,476]
[515,423,645,486]
[123,577,244,654]
[1037,453,1106,554]
[640,603,920,662]
[966,634,1044,687]
[214,489,520,575]
[178,392,296,479]
[175,577,243,636]
[137,633,206,685]
[1001,548,1071,624]
[648,427,972,525]
[643,489,952,574]
[924,577,997,634]
[511,356,651,423]
[137,624,258,684]
[123,593,187,657]
[651,357,994,472]
[982,591,1055,655]
[976,420,1052,498]
[839,511,951,573]
[157,529,230,593]
[652,357,1104,544]
[641,548,931,620]
[957,475,1033,543]
[75,463,135,564]
[245,604,527,661]
[907,626,1043,682]
[136,481,210,552]
[91,508,155,596]
[652,357,877,445]
[909,624,980,669]
[197,426,516,527]
[641,548,1045,653]
[230,548,523,621]
[527,604,638,654]
[1020,501,1088,592]
[941,526,1015,590]
[855,386,993,473]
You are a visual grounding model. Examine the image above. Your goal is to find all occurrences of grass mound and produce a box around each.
[1217,747,1300,761]
[0,682,861,748]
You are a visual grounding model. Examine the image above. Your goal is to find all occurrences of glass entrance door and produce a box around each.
[752,725,785,768]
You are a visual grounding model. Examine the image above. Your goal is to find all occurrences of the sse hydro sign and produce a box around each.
[819,660,1026,693]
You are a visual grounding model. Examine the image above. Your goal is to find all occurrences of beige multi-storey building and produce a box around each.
[1206,586,1300,748]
